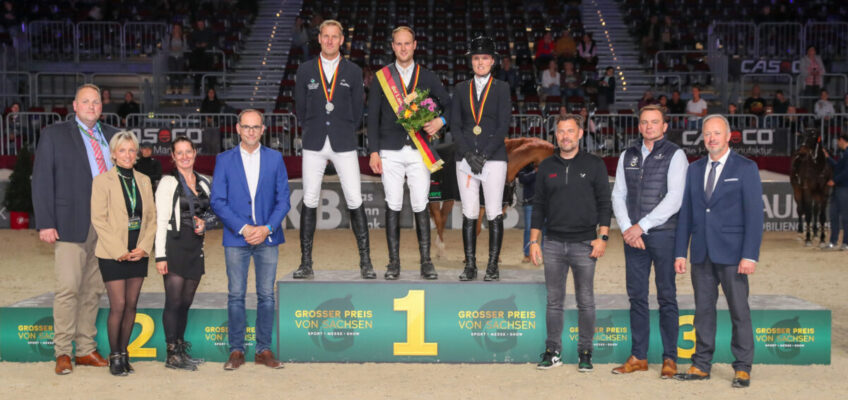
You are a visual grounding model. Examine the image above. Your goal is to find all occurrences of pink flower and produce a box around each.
[426,104,436,112]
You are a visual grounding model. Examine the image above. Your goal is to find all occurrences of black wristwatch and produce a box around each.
[600,234,609,241]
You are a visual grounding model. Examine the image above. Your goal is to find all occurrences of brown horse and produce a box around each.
[791,129,832,246]
[505,137,556,182]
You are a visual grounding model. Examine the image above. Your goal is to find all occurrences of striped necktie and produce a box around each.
[88,128,108,174]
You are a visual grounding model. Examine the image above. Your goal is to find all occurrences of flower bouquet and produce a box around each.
[396,88,441,139]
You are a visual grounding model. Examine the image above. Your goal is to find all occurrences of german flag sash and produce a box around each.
[375,65,444,172]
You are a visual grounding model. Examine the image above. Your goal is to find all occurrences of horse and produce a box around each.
[790,128,833,247]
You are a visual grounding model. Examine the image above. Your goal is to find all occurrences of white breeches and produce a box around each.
[380,146,431,212]
[301,137,362,209]
[456,160,507,220]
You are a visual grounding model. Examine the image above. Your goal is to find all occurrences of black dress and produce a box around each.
[99,167,149,282]
[165,183,209,281]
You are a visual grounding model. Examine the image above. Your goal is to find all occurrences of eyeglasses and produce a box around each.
[239,124,263,132]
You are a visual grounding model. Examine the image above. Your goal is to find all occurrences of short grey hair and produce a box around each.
[702,114,731,134]
[109,130,140,163]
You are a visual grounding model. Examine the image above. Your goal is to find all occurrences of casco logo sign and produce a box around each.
[681,129,774,146]
[130,128,204,145]
[740,60,800,74]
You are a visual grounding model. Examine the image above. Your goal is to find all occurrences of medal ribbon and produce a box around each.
[469,76,493,127]
[400,65,420,97]
[318,58,340,104]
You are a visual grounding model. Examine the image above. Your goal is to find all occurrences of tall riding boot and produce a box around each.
[293,206,317,279]
[484,215,504,281]
[384,207,401,280]
[415,209,438,280]
[350,206,377,279]
[459,216,478,281]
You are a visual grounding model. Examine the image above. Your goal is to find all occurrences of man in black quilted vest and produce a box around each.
[611,104,689,378]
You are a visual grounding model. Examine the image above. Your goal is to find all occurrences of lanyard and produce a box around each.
[78,122,107,147]
[119,173,138,216]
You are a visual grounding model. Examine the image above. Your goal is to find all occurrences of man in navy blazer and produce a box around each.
[211,109,291,370]
[33,84,117,374]
[673,114,763,388]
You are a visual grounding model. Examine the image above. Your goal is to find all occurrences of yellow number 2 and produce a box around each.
[393,290,438,356]
[127,313,157,358]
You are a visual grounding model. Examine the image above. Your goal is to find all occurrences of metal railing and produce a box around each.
[27,21,75,61]
[77,22,123,62]
[804,22,848,61]
[33,73,86,106]
[797,73,848,108]
[124,22,169,58]
[509,114,547,141]
[66,112,122,128]
[25,20,168,62]
[710,22,758,57]
[709,21,848,60]
[2,112,63,155]
[0,71,33,107]
[758,22,804,58]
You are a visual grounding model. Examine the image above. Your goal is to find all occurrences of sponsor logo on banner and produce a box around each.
[292,294,374,352]
[132,128,204,155]
[456,295,537,352]
[17,316,54,357]
[755,316,822,361]
[667,128,788,156]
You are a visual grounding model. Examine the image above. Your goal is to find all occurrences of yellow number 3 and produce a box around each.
[393,290,438,356]
[127,313,157,358]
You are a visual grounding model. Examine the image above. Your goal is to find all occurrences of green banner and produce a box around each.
[277,282,831,364]
[0,307,265,362]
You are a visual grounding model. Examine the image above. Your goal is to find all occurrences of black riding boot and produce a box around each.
[350,206,376,279]
[415,209,438,280]
[484,215,504,281]
[293,206,316,279]
[384,207,401,280]
[459,216,478,281]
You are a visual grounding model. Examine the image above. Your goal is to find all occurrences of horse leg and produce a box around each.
[804,197,813,246]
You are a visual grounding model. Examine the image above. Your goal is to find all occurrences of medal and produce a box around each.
[469,76,493,136]
[318,58,340,114]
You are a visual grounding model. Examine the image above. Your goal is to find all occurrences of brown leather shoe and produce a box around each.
[254,349,284,369]
[661,359,677,379]
[732,371,751,388]
[75,351,108,367]
[55,355,73,375]
[611,355,648,374]
[223,350,245,371]
[674,365,711,381]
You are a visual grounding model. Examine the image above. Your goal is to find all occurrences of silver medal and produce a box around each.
[325,102,335,112]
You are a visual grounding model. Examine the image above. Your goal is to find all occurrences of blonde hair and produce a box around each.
[391,26,415,41]
[238,108,265,124]
[319,19,344,36]
[108,130,140,163]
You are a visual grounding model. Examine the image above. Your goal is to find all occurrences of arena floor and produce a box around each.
[0,229,845,399]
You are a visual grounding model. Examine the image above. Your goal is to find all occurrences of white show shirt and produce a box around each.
[474,74,491,100]
[239,145,261,233]
[396,61,415,88]
[320,54,340,82]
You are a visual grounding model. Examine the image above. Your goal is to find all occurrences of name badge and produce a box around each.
[128,216,141,231]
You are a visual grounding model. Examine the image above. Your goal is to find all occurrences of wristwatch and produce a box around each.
[600,235,609,241]
[266,224,274,234]
[529,240,539,246]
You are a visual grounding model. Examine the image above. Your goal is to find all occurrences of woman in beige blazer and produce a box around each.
[90,130,156,376]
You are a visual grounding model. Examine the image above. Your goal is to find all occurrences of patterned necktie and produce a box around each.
[705,161,719,201]
[88,128,108,174]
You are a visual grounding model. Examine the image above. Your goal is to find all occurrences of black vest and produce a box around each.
[624,139,680,231]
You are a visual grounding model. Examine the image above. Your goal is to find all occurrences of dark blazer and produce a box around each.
[450,77,511,162]
[674,150,764,265]
[294,57,364,152]
[366,63,451,153]
[210,145,291,247]
[32,120,119,243]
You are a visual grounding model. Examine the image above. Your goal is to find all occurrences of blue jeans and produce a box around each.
[623,229,678,361]
[225,244,279,354]
[830,187,848,245]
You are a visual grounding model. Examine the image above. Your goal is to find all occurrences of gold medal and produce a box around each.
[469,76,493,136]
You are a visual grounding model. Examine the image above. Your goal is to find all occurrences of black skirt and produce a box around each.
[165,223,205,281]
[99,257,149,282]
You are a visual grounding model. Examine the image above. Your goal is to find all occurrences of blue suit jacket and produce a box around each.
[210,145,291,247]
[674,150,764,265]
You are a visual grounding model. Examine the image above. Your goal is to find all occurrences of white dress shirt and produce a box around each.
[611,145,688,234]
[396,61,415,88]
[474,74,491,100]
[320,54,341,82]
[240,145,261,232]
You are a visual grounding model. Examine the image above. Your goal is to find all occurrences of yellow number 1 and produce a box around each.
[393,290,438,356]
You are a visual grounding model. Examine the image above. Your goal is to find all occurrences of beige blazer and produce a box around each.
[91,167,157,260]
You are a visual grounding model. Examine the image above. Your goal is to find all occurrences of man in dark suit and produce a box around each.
[451,36,511,281]
[210,109,291,370]
[367,26,451,280]
[673,114,764,388]
[292,19,374,280]
[32,84,118,374]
